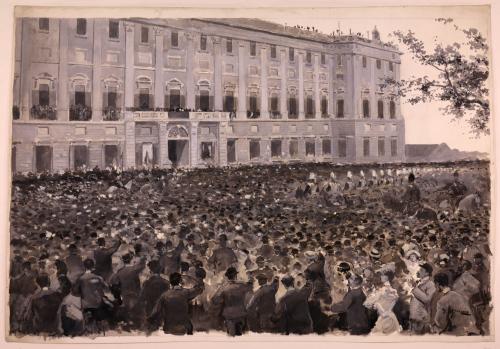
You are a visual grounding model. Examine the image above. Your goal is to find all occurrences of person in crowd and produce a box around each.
[409,263,436,334]
[93,237,121,282]
[139,259,170,319]
[246,275,279,333]
[208,234,238,274]
[402,173,421,215]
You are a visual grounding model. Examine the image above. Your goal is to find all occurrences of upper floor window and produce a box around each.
[363,99,370,118]
[321,53,326,65]
[171,31,179,47]
[289,47,294,62]
[378,100,384,118]
[226,38,232,53]
[270,45,277,59]
[200,34,207,51]
[250,41,256,56]
[389,61,394,72]
[109,20,119,39]
[306,51,312,64]
[141,26,149,43]
[76,18,87,36]
[337,55,343,66]
[390,100,396,119]
[337,99,344,118]
[362,56,367,68]
[39,18,49,31]
[376,59,381,69]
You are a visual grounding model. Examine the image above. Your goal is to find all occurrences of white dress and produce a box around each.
[364,283,402,334]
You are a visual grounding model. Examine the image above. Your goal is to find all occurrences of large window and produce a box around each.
[270,45,277,59]
[139,88,150,110]
[390,100,396,119]
[227,140,236,163]
[250,41,256,56]
[224,92,235,112]
[338,138,347,158]
[109,20,119,39]
[249,140,260,159]
[389,61,394,71]
[363,138,370,157]
[107,88,117,108]
[306,51,312,64]
[171,31,179,47]
[201,142,214,160]
[289,47,294,62]
[74,85,86,106]
[170,89,181,109]
[200,35,207,51]
[322,139,331,155]
[362,56,367,68]
[289,139,299,158]
[305,140,316,156]
[141,26,149,43]
[199,90,210,111]
[270,96,279,113]
[76,18,87,35]
[271,139,282,158]
[249,94,258,112]
[288,97,297,118]
[391,137,398,157]
[35,145,52,173]
[104,145,119,168]
[378,100,384,119]
[39,18,49,31]
[321,53,326,65]
[73,145,89,170]
[321,96,328,117]
[363,100,370,118]
[337,99,344,118]
[305,96,314,118]
[376,59,382,69]
[226,38,232,53]
[378,137,386,156]
[39,84,50,106]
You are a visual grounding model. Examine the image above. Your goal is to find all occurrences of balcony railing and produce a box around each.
[30,105,57,120]
[270,111,282,119]
[12,106,20,120]
[321,113,330,118]
[168,111,190,119]
[305,113,316,119]
[103,106,122,121]
[247,110,260,119]
[288,113,299,119]
[70,105,92,121]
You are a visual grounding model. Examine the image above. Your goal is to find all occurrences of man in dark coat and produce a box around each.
[331,274,371,335]
[246,275,279,333]
[93,237,121,281]
[140,259,170,318]
[23,273,67,335]
[9,261,38,333]
[273,275,313,335]
[208,234,238,274]
[401,173,421,215]
[211,267,253,336]
[148,270,205,335]
[65,243,85,284]
[109,253,146,327]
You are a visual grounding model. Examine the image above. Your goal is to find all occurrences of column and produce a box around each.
[213,37,223,111]
[314,53,321,118]
[124,22,135,168]
[328,55,334,118]
[190,121,199,167]
[280,48,288,117]
[370,57,376,119]
[124,22,135,109]
[58,19,69,121]
[219,121,228,166]
[154,27,164,109]
[298,51,304,119]
[159,121,169,167]
[92,19,103,121]
[237,41,247,119]
[20,19,33,121]
[260,46,269,119]
[186,33,195,110]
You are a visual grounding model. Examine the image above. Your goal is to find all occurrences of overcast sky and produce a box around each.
[264,6,491,153]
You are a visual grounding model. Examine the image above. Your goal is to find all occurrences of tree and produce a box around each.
[384,18,489,136]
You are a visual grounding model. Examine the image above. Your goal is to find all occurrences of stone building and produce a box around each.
[11,17,405,173]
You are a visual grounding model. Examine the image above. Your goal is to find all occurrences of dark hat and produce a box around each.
[225,266,238,278]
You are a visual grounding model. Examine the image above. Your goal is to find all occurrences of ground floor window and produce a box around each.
[338,138,347,158]
[271,139,282,158]
[363,138,370,157]
[249,140,260,159]
[73,145,88,170]
[289,139,299,158]
[322,139,331,155]
[378,137,386,156]
[305,140,316,156]
[391,137,398,157]
[35,145,52,172]
[104,144,119,168]
[201,142,215,161]
[227,139,236,163]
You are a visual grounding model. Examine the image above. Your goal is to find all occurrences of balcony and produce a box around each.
[69,105,92,121]
[103,106,122,121]
[247,110,260,119]
[168,110,190,119]
[270,111,282,119]
[30,105,57,120]
[133,111,230,122]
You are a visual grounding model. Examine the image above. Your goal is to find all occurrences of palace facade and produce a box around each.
[11,17,405,173]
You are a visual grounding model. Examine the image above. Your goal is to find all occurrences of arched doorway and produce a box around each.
[167,125,189,167]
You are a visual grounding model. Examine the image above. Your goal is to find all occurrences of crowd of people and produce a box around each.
[8,161,491,337]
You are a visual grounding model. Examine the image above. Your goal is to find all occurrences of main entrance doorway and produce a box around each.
[168,140,189,167]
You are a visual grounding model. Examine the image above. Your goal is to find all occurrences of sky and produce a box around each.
[264,6,491,153]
